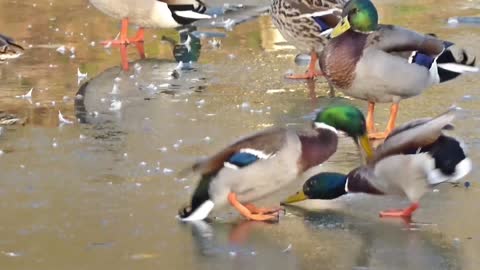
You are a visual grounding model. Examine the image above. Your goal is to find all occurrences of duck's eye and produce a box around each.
[351,8,358,15]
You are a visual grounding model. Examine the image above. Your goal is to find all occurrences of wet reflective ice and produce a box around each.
[0,0,480,269]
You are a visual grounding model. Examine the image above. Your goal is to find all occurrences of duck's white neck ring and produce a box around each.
[314,122,338,134]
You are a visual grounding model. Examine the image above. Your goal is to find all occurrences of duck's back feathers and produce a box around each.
[189,127,288,176]
[369,26,477,83]
[368,25,444,56]
[371,108,456,163]
[358,108,471,200]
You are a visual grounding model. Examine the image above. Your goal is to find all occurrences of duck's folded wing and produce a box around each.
[369,25,444,57]
[285,0,345,30]
[188,128,288,176]
[371,107,456,164]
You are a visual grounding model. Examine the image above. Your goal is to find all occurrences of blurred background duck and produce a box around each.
[282,107,472,219]
[178,105,374,222]
[0,34,24,61]
[319,0,478,139]
[89,0,211,70]
[270,0,347,79]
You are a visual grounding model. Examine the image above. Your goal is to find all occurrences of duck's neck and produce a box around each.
[345,168,384,195]
[298,128,338,172]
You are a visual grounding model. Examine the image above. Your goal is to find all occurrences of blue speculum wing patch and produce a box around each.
[227,152,259,168]
[312,17,330,31]
[413,53,434,69]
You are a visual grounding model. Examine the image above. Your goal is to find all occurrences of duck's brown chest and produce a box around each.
[320,31,368,89]
[297,130,338,172]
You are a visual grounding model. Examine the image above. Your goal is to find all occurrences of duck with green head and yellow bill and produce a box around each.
[282,107,472,219]
[178,105,374,222]
[320,0,478,139]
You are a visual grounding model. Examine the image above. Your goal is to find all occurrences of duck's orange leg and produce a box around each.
[366,102,376,134]
[228,193,278,221]
[379,202,419,218]
[368,103,399,140]
[100,18,146,71]
[244,203,284,215]
[131,27,145,44]
[101,18,130,46]
[286,52,323,80]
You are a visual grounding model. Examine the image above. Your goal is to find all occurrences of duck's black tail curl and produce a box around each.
[436,40,478,83]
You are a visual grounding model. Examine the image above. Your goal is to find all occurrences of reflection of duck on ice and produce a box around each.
[183,211,460,270]
[75,30,206,125]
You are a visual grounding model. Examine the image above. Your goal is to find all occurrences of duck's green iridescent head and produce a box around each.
[314,105,373,159]
[281,172,348,204]
[331,0,379,38]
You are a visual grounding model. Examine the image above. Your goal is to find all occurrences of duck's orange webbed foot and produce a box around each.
[228,193,279,222]
[244,203,284,215]
[379,203,419,218]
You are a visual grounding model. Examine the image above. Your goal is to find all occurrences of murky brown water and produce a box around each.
[0,0,479,269]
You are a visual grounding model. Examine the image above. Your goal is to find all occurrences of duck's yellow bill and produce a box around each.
[331,17,351,38]
[281,191,308,204]
[358,134,374,160]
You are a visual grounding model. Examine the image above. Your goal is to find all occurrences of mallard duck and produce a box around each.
[89,0,210,70]
[270,0,347,79]
[282,108,472,218]
[178,105,374,222]
[319,0,478,139]
[0,34,24,61]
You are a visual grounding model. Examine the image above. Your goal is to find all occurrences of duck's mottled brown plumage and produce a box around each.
[270,0,346,53]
